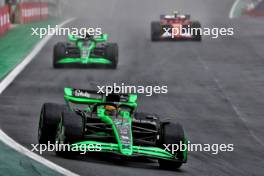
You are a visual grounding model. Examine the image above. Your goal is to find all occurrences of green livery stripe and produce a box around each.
[71,141,176,160]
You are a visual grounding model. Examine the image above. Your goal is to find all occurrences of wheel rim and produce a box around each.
[55,119,65,145]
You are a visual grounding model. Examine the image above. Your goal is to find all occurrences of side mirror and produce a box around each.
[100,33,108,41]
[94,34,108,42]
[68,34,77,42]
[97,106,105,116]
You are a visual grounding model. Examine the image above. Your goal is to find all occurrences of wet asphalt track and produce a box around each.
[1,0,264,175]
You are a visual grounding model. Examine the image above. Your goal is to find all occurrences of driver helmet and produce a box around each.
[105,105,117,116]
[105,105,117,111]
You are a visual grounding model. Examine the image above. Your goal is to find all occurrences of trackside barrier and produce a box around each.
[40,3,48,20]
[0,6,10,36]
[19,2,48,24]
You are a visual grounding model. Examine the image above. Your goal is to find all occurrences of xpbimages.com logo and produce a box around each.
[31,141,102,155]
[97,83,168,96]
[163,141,234,155]
[31,25,102,38]
[162,26,234,39]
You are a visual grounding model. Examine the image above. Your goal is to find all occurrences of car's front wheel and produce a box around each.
[158,122,187,170]
[53,42,66,68]
[191,21,202,41]
[151,21,161,41]
[38,103,65,144]
[105,43,118,69]
[55,111,84,158]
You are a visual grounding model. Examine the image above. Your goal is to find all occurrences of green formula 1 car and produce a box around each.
[53,33,118,68]
[38,88,188,170]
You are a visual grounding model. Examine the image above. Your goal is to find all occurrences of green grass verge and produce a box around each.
[0,141,62,176]
[0,17,62,80]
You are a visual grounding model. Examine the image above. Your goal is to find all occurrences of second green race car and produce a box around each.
[53,33,118,68]
[38,88,188,170]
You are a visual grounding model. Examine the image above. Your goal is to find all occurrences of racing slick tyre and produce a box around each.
[151,21,161,41]
[105,43,118,69]
[53,42,66,68]
[158,122,186,170]
[55,111,84,158]
[38,103,66,144]
[191,21,202,41]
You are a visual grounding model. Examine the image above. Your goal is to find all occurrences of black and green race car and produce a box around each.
[53,33,118,68]
[38,88,188,170]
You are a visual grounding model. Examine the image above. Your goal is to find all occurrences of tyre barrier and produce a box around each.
[19,2,48,24]
[0,6,10,36]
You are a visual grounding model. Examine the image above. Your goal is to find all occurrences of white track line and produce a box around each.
[0,18,79,176]
[0,18,74,94]
[0,130,79,176]
[229,0,241,19]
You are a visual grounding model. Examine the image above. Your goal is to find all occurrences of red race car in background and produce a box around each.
[151,11,202,41]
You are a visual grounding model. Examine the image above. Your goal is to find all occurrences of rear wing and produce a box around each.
[64,87,138,107]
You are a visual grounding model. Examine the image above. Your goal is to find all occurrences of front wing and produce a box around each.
[71,141,187,162]
[57,57,112,65]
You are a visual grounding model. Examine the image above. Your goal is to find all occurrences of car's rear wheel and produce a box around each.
[191,21,202,41]
[55,111,84,158]
[38,103,65,144]
[158,122,187,170]
[105,43,118,69]
[53,42,66,68]
[151,21,161,41]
